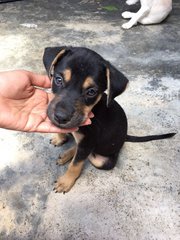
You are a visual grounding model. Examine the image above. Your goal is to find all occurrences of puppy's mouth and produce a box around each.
[47,108,86,129]
[54,114,85,129]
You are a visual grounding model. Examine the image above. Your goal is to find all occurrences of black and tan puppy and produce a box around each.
[43,46,175,193]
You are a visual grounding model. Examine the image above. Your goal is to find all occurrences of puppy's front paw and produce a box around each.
[50,133,68,147]
[56,147,76,165]
[122,22,134,29]
[56,155,70,165]
[53,174,76,193]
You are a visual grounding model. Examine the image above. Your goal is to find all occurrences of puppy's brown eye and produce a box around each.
[86,88,97,97]
[55,76,63,87]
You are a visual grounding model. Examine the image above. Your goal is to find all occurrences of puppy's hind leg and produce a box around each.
[88,153,119,170]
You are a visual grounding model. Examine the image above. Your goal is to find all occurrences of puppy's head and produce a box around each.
[43,46,128,129]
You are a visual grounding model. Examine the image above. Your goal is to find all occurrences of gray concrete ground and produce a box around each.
[0,0,179,239]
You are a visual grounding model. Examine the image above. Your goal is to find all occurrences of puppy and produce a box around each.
[43,46,175,193]
[122,0,172,29]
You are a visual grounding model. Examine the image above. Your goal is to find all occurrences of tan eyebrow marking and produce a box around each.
[82,76,95,89]
[63,68,72,82]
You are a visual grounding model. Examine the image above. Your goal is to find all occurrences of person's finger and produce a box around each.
[80,118,92,126]
[80,112,94,126]
[89,112,94,118]
[34,121,78,133]
[28,72,51,88]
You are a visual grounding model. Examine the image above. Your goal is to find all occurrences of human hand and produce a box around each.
[0,70,92,133]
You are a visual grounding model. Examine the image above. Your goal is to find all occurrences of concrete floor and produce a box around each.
[0,0,179,239]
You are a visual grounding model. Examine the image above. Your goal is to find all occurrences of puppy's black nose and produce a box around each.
[54,112,69,124]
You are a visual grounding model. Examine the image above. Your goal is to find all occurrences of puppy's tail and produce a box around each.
[126,132,176,142]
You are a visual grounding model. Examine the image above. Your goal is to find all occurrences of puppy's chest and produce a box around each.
[72,131,84,144]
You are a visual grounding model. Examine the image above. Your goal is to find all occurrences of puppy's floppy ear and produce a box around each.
[105,62,129,106]
[43,46,67,78]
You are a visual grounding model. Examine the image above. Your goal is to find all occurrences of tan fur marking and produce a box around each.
[50,133,67,146]
[106,68,111,106]
[56,146,76,165]
[88,154,108,168]
[54,160,84,193]
[72,132,84,144]
[82,76,94,89]
[63,68,71,82]
[67,160,84,178]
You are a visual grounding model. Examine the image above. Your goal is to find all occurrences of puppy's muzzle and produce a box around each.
[47,96,85,129]
[54,109,72,125]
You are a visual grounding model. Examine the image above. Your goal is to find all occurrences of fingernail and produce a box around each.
[89,112,94,118]
[86,119,92,125]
